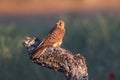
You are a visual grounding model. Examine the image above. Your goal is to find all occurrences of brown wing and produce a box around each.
[32,20,65,59]
[38,20,65,48]
[40,27,65,47]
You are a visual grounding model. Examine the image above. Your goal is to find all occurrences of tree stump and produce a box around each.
[23,36,88,80]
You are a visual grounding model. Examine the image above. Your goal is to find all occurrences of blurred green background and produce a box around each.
[0,13,120,80]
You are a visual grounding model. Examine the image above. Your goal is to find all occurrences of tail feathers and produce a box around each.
[32,47,47,59]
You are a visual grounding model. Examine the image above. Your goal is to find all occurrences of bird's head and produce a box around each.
[56,20,65,29]
[22,36,40,54]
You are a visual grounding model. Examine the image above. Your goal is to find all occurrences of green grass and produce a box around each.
[0,13,120,80]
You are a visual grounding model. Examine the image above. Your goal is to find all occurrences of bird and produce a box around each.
[33,20,65,58]
[38,20,65,48]
[23,20,65,59]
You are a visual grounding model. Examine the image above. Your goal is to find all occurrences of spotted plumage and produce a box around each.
[23,20,65,58]
[33,20,65,58]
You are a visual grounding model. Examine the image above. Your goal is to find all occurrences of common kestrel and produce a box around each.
[39,20,65,48]
[34,20,65,58]
[23,20,65,59]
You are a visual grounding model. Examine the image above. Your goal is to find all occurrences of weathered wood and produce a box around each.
[22,19,89,80]
[29,47,88,80]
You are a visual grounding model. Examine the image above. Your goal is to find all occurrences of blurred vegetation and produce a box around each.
[0,13,120,80]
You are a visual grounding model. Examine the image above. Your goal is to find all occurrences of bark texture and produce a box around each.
[29,47,88,80]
